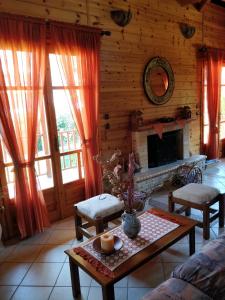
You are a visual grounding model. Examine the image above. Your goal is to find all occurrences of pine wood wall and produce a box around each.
[1,0,225,158]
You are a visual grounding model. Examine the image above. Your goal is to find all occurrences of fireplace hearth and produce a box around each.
[148,129,183,168]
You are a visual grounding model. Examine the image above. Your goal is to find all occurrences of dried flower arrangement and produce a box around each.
[94,151,147,213]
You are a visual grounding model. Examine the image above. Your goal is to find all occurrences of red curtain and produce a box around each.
[0,17,49,238]
[49,23,102,198]
[203,49,224,159]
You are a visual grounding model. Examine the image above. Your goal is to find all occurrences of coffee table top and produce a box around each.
[65,208,197,287]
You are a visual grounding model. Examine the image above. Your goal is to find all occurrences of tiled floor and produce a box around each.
[1,160,225,300]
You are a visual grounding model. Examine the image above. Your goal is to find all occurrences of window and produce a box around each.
[0,50,84,199]
[203,66,225,144]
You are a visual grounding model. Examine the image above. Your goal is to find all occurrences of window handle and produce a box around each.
[54,136,59,152]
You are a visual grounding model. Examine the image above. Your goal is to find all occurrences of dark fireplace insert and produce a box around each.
[147,129,183,168]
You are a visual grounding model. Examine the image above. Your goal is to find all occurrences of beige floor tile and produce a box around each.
[128,261,164,288]
[5,244,43,263]
[46,229,75,245]
[0,245,17,262]
[0,263,31,285]
[11,286,52,300]
[161,243,189,263]
[87,287,127,300]
[19,230,52,245]
[212,226,225,236]
[55,263,92,287]
[51,217,74,230]
[127,287,150,300]
[35,244,69,262]
[0,286,17,300]
[21,262,63,286]
[194,227,217,246]
[49,286,89,300]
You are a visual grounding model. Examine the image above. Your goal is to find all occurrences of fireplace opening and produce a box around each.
[147,129,183,168]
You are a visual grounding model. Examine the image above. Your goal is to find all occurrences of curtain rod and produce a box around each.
[0,12,111,37]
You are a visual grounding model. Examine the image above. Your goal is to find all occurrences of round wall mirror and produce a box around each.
[143,57,175,105]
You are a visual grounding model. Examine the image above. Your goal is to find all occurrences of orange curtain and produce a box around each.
[49,24,102,198]
[0,17,49,238]
[203,48,224,159]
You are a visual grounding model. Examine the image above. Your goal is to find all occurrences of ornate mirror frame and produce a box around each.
[143,57,175,105]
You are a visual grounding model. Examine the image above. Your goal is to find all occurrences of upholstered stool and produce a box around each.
[74,193,124,240]
[169,183,224,239]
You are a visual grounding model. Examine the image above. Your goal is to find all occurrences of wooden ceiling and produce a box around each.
[177,0,225,10]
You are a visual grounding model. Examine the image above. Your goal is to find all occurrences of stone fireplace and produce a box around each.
[131,122,206,192]
[132,122,190,171]
[147,129,183,168]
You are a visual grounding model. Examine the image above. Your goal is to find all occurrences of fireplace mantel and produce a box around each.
[131,119,192,139]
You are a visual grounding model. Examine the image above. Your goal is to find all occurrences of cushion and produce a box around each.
[172,183,220,204]
[172,234,225,300]
[142,278,212,300]
[75,193,124,219]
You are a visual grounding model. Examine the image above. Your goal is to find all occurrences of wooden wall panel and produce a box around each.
[0,0,225,159]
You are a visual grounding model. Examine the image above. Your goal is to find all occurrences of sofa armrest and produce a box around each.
[172,235,225,300]
[142,278,212,300]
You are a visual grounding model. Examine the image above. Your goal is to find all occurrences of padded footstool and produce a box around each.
[169,183,224,239]
[74,193,124,240]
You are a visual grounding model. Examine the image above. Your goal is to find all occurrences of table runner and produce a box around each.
[73,210,179,275]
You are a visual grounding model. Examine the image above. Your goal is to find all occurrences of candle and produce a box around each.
[100,233,114,252]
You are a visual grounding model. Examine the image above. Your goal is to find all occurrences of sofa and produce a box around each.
[142,233,225,300]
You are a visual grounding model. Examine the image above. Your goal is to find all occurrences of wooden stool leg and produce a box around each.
[203,207,210,240]
[95,217,105,235]
[168,192,175,212]
[219,195,225,228]
[74,206,83,241]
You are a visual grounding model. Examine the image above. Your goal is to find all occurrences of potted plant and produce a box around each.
[120,153,141,238]
[94,151,143,238]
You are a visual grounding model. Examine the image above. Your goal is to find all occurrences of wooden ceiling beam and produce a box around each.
[176,0,202,6]
[194,0,211,11]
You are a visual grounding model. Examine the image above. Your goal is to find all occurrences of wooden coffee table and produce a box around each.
[65,208,197,300]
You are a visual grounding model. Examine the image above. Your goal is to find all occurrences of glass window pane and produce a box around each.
[5,159,54,198]
[61,153,80,183]
[0,50,31,86]
[204,86,209,125]
[222,67,225,85]
[53,89,81,153]
[204,125,209,144]
[220,122,225,140]
[36,99,50,157]
[220,86,225,121]
[49,53,79,86]
[5,166,15,199]
[35,159,54,190]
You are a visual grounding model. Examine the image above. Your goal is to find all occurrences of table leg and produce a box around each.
[189,227,195,256]
[69,257,81,298]
[102,284,115,300]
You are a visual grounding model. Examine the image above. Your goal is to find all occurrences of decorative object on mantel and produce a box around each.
[143,57,175,105]
[180,23,196,39]
[130,110,143,130]
[177,106,192,119]
[110,9,132,27]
